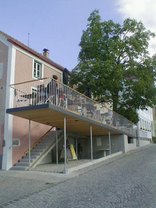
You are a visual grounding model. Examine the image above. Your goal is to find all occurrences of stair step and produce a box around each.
[15,162,30,166]
[24,155,38,159]
[12,131,63,170]
[33,144,50,151]
[31,148,41,152]
[39,140,54,144]
[33,147,46,150]
[36,144,51,148]
[11,166,28,170]
[20,158,33,163]
[32,148,46,152]
[32,152,43,156]
[39,140,51,144]
[30,152,42,156]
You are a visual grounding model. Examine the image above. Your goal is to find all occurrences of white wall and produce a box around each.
[139,139,151,147]
[2,43,16,170]
[124,137,137,152]
[137,108,153,139]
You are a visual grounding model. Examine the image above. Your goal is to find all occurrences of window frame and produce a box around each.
[12,138,20,147]
[33,60,43,79]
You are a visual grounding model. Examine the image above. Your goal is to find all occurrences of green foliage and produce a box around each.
[70,10,156,123]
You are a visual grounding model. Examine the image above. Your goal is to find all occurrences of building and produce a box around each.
[0,31,152,173]
[138,108,153,143]
[0,31,67,170]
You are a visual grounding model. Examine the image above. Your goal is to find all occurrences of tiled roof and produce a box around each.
[0,31,65,72]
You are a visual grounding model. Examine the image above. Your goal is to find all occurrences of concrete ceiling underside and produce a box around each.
[7,104,122,137]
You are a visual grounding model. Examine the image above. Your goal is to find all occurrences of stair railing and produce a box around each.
[23,126,54,158]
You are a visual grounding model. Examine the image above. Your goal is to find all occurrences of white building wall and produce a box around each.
[124,136,137,152]
[137,108,153,140]
[2,44,16,170]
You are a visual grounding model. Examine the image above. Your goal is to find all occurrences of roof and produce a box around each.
[0,31,65,72]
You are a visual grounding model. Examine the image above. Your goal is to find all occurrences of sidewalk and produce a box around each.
[0,145,153,207]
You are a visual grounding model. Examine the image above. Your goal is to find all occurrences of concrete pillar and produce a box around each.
[75,138,78,156]
[28,120,31,166]
[137,124,140,147]
[64,117,67,173]
[56,130,58,166]
[90,125,93,160]
[109,131,112,155]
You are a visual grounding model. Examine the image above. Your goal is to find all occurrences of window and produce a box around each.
[96,137,102,147]
[33,60,42,79]
[12,138,20,147]
[128,137,134,144]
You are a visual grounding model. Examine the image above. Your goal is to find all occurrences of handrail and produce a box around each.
[28,131,64,170]
[10,77,49,86]
[11,77,100,105]
[10,77,137,137]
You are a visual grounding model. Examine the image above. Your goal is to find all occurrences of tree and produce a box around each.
[70,10,156,123]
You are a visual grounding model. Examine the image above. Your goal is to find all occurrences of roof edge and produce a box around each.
[0,31,66,72]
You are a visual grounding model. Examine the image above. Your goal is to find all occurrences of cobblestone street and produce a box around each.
[1,144,156,208]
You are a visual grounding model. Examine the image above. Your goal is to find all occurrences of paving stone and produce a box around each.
[0,144,156,208]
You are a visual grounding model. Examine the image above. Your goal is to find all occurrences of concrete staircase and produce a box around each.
[11,130,63,171]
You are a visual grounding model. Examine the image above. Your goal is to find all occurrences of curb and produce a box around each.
[68,151,123,173]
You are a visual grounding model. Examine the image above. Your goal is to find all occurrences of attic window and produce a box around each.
[33,60,43,79]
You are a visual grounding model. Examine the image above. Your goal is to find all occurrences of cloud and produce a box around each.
[117,0,156,55]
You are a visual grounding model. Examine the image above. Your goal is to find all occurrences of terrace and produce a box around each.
[6,77,137,173]
[7,77,137,137]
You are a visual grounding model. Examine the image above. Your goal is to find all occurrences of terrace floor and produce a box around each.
[7,103,122,137]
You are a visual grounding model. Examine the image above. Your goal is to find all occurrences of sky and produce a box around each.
[0,0,156,70]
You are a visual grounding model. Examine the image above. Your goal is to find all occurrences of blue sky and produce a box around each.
[0,0,156,70]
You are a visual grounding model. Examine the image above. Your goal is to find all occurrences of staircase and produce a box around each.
[11,130,63,171]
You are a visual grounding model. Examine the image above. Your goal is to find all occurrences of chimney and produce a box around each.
[43,48,49,58]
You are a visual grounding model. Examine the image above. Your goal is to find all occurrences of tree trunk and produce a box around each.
[112,93,119,113]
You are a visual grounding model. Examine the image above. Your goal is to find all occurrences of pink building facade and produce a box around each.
[0,31,66,170]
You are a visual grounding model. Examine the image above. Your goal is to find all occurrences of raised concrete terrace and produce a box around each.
[7,77,137,137]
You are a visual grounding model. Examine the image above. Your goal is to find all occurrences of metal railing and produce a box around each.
[10,77,137,137]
